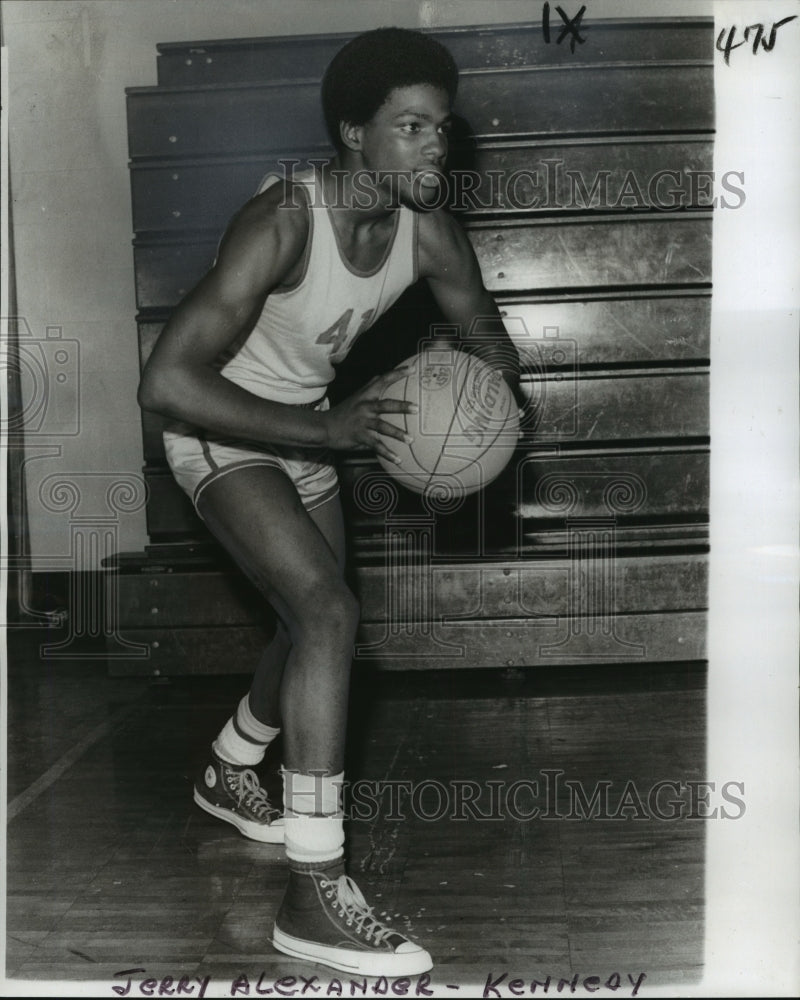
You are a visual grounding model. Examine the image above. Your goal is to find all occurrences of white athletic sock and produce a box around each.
[213,694,280,767]
[282,768,345,864]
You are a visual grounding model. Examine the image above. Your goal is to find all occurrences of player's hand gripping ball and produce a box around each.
[376,348,520,497]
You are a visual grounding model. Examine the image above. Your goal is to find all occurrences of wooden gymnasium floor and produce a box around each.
[5,627,706,995]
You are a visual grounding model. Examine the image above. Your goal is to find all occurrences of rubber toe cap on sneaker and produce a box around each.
[396,941,425,954]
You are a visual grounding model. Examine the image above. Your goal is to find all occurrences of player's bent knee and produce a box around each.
[316,584,360,636]
[287,579,360,643]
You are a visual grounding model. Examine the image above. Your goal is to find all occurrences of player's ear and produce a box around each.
[339,120,363,152]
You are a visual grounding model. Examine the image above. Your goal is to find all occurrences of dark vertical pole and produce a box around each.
[1,40,34,622]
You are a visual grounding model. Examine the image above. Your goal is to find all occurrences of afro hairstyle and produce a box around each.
[321,28,459,150]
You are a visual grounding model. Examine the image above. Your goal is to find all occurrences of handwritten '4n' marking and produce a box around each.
[716,15,798,65]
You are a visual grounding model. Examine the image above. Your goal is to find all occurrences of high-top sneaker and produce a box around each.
[272,858,432,976]
[193,750,284,843]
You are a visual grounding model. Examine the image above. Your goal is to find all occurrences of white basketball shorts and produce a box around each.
[163,398,339,515]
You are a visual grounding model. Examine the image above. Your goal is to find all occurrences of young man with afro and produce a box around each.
[139,26,520,976]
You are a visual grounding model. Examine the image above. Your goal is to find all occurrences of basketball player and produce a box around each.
[138,27,520,976]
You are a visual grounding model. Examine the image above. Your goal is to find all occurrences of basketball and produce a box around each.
[376,348,520,497]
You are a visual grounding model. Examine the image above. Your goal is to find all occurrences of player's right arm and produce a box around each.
[138,184,413,463]
[138,183,334,448]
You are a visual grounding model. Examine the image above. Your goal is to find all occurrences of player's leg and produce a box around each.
[198,481,356,774]
[246,490,347,731]
[197,465,431,975]
[247,622,291,728]
[192,465,349,842]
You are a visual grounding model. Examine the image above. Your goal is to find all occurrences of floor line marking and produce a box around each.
[7,701,141,821]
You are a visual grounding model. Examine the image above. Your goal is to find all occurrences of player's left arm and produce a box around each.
[418,210,521,400]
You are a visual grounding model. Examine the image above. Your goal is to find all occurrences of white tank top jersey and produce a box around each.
[219,168,419,404]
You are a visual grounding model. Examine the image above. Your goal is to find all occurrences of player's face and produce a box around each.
[353,84,453,210]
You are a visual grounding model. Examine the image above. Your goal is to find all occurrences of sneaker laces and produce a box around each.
[321,875,396,945]
[226,767,278,821]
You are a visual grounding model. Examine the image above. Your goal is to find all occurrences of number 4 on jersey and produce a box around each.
[315,308,375,362]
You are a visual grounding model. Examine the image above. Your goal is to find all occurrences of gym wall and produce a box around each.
[5,0,711,571]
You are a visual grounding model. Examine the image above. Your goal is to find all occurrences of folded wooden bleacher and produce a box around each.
[108,17,712,675]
